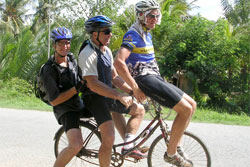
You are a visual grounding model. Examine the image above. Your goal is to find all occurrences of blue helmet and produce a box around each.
[85,15,114,34]
[51,27,72,42]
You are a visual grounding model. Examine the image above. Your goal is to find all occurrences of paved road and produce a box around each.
[0,108,250,167]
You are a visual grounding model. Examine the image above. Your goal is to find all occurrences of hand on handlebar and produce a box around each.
[119,94,133,109]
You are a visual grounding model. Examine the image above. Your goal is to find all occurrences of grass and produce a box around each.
[144,106,250,126]
[0,85,249,126]
[0,89,52,111]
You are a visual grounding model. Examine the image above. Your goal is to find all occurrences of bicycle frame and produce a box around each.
[112,109,170,157]
[55,102,211,167]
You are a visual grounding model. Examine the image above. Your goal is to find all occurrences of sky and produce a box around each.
[0,0,226,21]
[127,0,226,21]
[186,0,225,20]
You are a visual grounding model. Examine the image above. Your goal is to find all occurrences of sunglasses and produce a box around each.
[147,13,160,19]
[100,28,112,35]
[57,41,71,46]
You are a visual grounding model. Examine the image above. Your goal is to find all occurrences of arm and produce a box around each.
[114,47,146,102]
[84,75,133,108]
[111,67,132,94]
[85,75,121,100]
[42,65,79,106]
[50,87,78,106]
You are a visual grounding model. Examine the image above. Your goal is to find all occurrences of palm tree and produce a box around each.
[31,0,59,33]
[221,0,249,107]
[0,0,30,35]
[160,0,198,20]
[221,0,250,26]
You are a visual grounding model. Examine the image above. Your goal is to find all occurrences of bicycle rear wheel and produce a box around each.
[148,131,211,167]
[54,120,101,166]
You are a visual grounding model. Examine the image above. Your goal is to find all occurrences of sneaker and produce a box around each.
[164,152,193,167]
[121,148,147,159]
[177,146,190,160]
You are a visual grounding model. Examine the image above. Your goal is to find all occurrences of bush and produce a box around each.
[0,78,33,97]
[154,16,249,115]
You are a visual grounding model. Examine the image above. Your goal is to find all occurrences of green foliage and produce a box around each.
[221,0,250,27]
[155,16,249,114]
[0,77,33,97]
[0,0,249,116]
[58,0,126,20]
[0,0,31,35]
[0,78,249,125]
[0,27,40,81]
[0,78,51,111]
[190,107,250,126]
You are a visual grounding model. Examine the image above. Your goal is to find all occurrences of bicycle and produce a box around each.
[54,99,211,167]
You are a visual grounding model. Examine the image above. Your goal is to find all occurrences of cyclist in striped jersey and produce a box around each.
[114,0,196,166]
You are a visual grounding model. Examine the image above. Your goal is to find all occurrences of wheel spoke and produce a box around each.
[148,132,211,167]
[54,121,101,166]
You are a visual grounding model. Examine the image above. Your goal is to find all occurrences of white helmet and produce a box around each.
[135,0,161,25]
[135,0,160,13]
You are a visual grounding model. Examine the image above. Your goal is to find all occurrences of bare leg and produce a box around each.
[98,120,115,167]
[111,112,126,140]
[183,93,196,115]
[167,96,195,155]
[112,104,147,153]
[182,93,196,130]
[111,103,145,138]
[54,128,83,167]
[126,103,145,135]
[176,94,196,149]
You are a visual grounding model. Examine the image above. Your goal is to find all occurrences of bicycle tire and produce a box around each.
[148,131,211,167]
[54,120,101,166]
[144,97,172,120]
[148,107,172,120]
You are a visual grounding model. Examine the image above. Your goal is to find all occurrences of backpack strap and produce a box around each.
[44,58,62,88]
[67,52,83,85]
[79,39,90,55]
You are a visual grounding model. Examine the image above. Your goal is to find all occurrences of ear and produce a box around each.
[92,32,98,38]
[52,42,56,50]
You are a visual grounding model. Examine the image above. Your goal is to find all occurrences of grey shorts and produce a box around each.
[135,74,184,108]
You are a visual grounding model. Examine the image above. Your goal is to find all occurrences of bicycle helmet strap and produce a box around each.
[96,31,104,48]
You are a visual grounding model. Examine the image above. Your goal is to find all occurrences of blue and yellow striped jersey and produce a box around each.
[121,30,160,78]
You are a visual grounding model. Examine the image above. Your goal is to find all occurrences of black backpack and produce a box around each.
[34,53,79,105]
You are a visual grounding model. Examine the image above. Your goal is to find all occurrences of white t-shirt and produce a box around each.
[78,40,114,78]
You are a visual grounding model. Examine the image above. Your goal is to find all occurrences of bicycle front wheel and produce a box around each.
[54,120,101,166]
[148,131,211,167]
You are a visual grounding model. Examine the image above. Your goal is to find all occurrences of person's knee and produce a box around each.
[69,138,83,153]
[130,103,145,118]
[66,129,84,153]
[183,93,197,113]
[101,130,115,150]
[99,121,115,149]
[174,100,193,118]
[101,134,115,149]
[186,104,193,116]
[192,100,197,113]
[136,103,145,117]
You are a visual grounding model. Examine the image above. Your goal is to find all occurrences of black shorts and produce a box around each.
[59,112,80,132]
[82,94,130,126]
[135,74,184,108]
